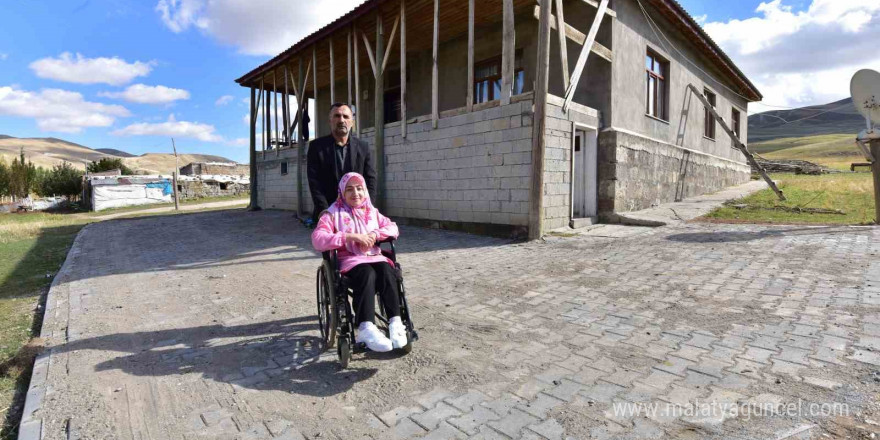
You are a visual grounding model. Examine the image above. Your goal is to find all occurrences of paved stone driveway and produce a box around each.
[23,210,880,439]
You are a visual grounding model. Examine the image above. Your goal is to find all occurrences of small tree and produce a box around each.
[9,148,37,201]
[41,162,83,200]
[87,157,133,175]
[0,157,9,201]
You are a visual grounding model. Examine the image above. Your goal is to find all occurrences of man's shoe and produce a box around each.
[356,322,393,352]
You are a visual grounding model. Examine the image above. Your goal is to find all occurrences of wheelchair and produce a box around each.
[316,238,418,368]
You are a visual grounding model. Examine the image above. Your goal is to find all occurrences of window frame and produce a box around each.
[645,50,669,121]
[473,53,525,105]
[731,107,741,139]
[703,88,717,140]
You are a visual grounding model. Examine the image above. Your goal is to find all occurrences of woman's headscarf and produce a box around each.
[325,172,381,256]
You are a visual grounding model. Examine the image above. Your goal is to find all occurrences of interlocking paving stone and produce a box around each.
[412,402,463,430]
[488,409,539,438]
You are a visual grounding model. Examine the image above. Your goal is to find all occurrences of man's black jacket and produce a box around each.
[306,134,377,219]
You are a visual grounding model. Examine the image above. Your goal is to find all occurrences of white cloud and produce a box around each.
[230,137,249,147]
[702,0,880,112]
[0,53,8,61]
[112,114,223,142]
[29,52,154,86]
[99,84,190,104]
[0,86,130,133]
[215,95,234,106]
[155,0,364,55]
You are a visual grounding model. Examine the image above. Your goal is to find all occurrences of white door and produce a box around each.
[573,129,598,218]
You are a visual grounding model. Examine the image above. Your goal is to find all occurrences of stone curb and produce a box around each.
[17,224,91,440]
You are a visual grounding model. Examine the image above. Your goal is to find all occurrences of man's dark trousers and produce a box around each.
[306,134,377,221]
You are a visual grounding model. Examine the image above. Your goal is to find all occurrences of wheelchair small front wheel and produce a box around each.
[338,336,351,369]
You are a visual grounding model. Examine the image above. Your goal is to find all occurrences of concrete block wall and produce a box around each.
[360,96,535,228]
[255,148,313,213]
[542,99,600,230]
[598,130,750,215]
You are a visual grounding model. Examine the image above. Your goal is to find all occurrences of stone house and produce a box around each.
[235,0,761,238]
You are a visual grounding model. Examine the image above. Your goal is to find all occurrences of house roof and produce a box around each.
[235,0,762,102]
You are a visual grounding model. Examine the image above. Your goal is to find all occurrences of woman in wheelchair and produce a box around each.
[311,172,406,352]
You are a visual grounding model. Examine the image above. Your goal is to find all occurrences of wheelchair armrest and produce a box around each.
[378,237,397,263]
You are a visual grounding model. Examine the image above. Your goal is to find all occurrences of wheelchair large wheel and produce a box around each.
[316,263,337,348]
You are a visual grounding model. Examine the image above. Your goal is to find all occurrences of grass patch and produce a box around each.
[751,133,866,171]
[703,173,875,225]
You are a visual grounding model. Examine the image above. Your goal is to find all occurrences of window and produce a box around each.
[731,108,741,139]
[281,160,288,175]
[645,51,668,120]
[474,52,525,104]
[703,89,716,139]
[384,68,402,123]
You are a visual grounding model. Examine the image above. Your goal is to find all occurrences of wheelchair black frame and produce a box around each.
[317,238,418,366]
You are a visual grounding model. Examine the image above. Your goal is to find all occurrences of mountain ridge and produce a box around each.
[748,97,865,143]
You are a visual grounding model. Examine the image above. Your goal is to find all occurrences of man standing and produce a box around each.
[307,103,377,221]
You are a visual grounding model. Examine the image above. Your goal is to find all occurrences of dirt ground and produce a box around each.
[20,210,880,439]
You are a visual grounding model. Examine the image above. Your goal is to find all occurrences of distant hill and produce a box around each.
[0,135,238,174]
[96,148,137,158]
[748,97,865,143]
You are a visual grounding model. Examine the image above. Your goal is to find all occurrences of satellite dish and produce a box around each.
[850,69,880,128]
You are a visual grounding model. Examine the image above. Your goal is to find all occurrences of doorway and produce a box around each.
[572,128,598,222]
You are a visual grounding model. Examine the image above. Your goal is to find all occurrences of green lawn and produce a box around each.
[750,133,866,171]
[703,173,875,225]
[0,193,249,438]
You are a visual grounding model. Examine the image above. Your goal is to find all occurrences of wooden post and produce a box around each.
[871,141,880,224]
[467,0,474,112]
[330,37,335,105]
[297,59,305,216]
[381,14,400,74]
[354,23,361,136]
[264,86,271,160]
[283,65,290,151]
[401,0,407,138]
[554,0,569,89]
[348,30,353,105]
[501,0,515,105]
[248,86,259,210]
[273,73,279,152]
[312,46,318,138]
[432,0,439,129]
[171,138,180,211]
[375,11,386,210]
[529,0,553,240]
[563,0,609,111]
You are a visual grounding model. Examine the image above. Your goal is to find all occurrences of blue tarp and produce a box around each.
[145,180,173,196]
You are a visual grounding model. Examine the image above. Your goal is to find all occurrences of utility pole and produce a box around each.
[171,138,180,211]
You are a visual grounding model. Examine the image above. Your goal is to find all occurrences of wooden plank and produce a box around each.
[354,23,361,136]
[312,45,318,137]
[273,73,279,152]
[529,0,553,240]
[501,0,514,105]
[554,0,569,89]
[401,0,407,138]
[283,65,290,148]
[582,0,616,17]
[374,11,386,210]
[329,36,335,104]
[347,31,352,104]
[297,59,304,215]
[381,13,400,74]
[432,0,439,129]
[361,31,378,78]
[562,0,609,111]
[466,0,474,112]
[249,86,258,210]
[533,6,612,63]
[264,84,270,159]
[686,84,785,201]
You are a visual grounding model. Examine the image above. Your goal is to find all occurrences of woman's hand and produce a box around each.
[346,233,376,252]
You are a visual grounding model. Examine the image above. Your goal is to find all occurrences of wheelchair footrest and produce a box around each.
[352,341,368,354]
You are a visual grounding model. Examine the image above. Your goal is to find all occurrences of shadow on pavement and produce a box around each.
[665,226,865,243]
[51,316,384,397]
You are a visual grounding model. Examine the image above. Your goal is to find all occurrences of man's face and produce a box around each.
[329,105,353,139]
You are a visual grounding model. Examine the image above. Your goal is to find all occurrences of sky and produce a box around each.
[0,0,877,163]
